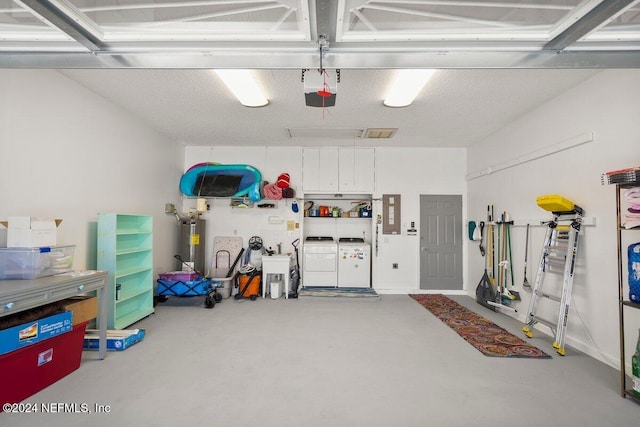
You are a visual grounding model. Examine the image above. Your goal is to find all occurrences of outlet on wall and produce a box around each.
[392,263,398,269]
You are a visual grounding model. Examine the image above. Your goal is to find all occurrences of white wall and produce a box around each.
[466,69,640,368]
[183,145,467,290]
[183,146,304,272]
[373,147,467,292]
[0,69,183,275]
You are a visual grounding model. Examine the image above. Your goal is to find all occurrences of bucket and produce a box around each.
[212,279,232,299]
[270,281,282,299]
[237,274,260,297]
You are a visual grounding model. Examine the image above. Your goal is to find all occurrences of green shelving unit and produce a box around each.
[97,213,154,329]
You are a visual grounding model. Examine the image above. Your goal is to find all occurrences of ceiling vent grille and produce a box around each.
[361,128,398,139]
[285,127,398,139]
[286,128,364,139]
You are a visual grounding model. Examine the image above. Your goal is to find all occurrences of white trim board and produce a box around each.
[466,132,594,181]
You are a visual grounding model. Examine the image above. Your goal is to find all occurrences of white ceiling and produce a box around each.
[2,1,638,147]
[58,67,600,147]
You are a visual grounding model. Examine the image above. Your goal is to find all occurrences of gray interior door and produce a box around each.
[419,195,463,290]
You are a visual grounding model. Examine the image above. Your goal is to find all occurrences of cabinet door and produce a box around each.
[302,148,339,192]
[339,148,375,193]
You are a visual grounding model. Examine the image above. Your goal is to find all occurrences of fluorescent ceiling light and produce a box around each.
[383,69,436,107]
[214,69,268,107]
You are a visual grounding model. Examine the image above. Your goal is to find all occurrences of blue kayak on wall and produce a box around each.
[179,163,263,202]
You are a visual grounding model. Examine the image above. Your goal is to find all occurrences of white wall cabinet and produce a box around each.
[97,213,154,329]
[338,148,375,193]
[302,148,339,192]
[303,148,374,193]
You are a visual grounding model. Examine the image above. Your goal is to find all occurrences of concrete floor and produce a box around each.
[3,294,639,427]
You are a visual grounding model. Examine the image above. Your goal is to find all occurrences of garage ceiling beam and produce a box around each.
[18,0,102,52]
[314,0,338,43]
[544,0,637,51]
[3,48,640,69]
[3,0,640,69]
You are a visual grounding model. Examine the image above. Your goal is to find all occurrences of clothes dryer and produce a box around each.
[338,238,371,288]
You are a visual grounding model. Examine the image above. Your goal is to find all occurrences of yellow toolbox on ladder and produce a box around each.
[536,194,578,213]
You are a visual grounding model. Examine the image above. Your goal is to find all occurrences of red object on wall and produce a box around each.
[0,321,88,410]
[276,173,290,188]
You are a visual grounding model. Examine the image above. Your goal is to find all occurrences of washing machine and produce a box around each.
[338,238,371,288]
[303,236,338,287]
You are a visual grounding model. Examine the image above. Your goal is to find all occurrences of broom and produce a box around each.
[505,221,520,300]
[523,223,531,289]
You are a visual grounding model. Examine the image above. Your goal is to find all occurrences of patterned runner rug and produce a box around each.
[410,294,551,358]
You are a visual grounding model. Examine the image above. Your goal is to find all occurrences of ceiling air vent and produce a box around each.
[286,128,364,139]
[361,128,398,139]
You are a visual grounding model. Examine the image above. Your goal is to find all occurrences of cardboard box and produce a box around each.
[83,328,145,352]
[1,217,62,248]
[0,321,87,409]
[0,245,75,279]
[0,311,73,356]
[61,296,98,326]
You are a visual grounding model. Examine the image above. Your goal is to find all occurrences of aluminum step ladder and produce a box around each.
[522,200,583,356]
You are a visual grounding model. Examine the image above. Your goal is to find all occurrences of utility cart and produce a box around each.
[156,271,222,308]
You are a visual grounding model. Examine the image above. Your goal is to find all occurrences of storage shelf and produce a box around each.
[621,301,640,309]
[116,248,152,256]
[301,197,373,202]
[116,287,152,304]
[98,213,154,330]
[624,390,640,404]
[115,266,152,280]
[615,183,640,400]
[116,230,151,235]
[305,216,372,220]
[113,307,154,330]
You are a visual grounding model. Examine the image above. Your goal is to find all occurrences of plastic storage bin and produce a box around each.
[0,321,87,409]
[0,245,75,279]
[158,271,199,282]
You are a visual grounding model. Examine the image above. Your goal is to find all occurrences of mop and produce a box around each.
[498,219,516,302]
[484,212,517,314]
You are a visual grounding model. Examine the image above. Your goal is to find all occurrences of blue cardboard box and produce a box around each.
[83,328,145,351]
[0,311,73,356]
